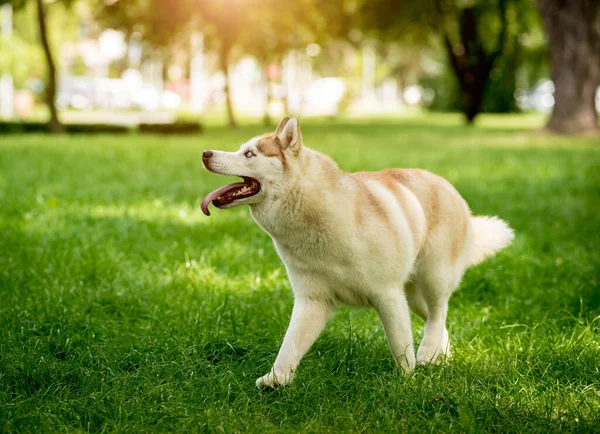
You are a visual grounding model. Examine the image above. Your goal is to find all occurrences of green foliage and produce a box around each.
[359,0,547,118]
[420,62,462,111]
[421,43,522,114]
[359,0,437,43]
[238,0,316,64]
[0,0,87,90]
[0,35,43,89]
[481,55,518,113]
[1,114,599,432]
[98,0,193,48]
[0,0,27,9]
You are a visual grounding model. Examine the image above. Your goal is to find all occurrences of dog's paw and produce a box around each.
[255,371,293,390]
[417,345,451,365]
[416,329,451,366]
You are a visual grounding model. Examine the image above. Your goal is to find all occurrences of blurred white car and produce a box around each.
[132,86,181,111]
[302,78,346,116]
[58,75,182,111]
[516,80,600,113]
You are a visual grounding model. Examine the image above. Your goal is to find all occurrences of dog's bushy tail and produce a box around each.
[467,216,514,267]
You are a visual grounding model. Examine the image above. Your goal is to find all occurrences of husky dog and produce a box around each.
[201,116,514,389]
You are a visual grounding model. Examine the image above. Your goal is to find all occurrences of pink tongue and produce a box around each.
[200,182,246,216]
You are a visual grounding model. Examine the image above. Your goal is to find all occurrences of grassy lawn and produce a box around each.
[1,114,599,433]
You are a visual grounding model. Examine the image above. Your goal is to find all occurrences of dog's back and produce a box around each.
[351,167,513,271]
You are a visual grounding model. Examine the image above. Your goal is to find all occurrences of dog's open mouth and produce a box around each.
[200,176,261,216]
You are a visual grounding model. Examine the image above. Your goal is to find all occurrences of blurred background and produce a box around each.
[0,0,598,134]
[1,3,599,431]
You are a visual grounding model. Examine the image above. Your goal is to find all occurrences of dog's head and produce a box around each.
[201,116,304,215]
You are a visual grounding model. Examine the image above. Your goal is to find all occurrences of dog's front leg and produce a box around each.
[256,297,331,389]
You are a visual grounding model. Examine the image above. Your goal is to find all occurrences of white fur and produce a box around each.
[468,216,515,266]
[202,117,514,389]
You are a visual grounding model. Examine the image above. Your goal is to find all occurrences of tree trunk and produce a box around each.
[443,45,494,124]
[461,62,493,124]
[263,65,271,126]
[35,0,63,133]
[396,72,406,105]
[445,7,502,124]
[219,40,237,128]
[537,0,600,134]
[435,1,508,124]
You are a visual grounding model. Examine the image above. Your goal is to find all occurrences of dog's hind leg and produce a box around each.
[405,281,428,321]
[373,288,416,373]
[414,264,463,365]
[416,296,450,365]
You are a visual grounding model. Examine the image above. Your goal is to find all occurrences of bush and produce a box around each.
[0,122,48,134]
[139,121,203,135]
[0,121,203,135]
[0,122,130,134]
[66,124,130,134]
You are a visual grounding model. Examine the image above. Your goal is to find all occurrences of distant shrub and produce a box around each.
[0,122,130,134]
[66,124,130,134]
[0,121,203,135]
[139,121,203,135]
[0,122,48,133]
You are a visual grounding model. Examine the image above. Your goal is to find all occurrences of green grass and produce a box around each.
[1,114,599,433]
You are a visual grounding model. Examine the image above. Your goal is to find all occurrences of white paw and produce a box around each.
[417,329,451,365]
[255,370,294,389]
[394,351,416,374]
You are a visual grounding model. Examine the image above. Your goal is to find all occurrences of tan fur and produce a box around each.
[351,174,391,229]
[316,153,340,186]
[386,169,470,264]
[357,171,426,256]
[201,116,514,389]
[257,135,286,165]
[389,169,443,234]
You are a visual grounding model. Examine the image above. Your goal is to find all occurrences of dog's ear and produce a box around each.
[277,116,302,154]
[275,116,290,135]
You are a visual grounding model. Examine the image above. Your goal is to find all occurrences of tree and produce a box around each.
[0,16,44,91]
[195,0,324,127]
[34,0,61,132]
[239,0,315,125]
[240,8,287,125]
[102,0,299,127]
[1,0,64,132]
[434,0,509,123]
[99,0,192,50]
[536,0,599,134]
[194,0,257,128]
[360,0,529,124]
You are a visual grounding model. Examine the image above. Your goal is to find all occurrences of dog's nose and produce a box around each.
[202,150,213,161]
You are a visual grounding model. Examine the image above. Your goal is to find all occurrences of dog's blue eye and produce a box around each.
[245,150,255,158]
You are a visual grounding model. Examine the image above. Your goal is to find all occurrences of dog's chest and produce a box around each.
[251,204,348,263]
[250,202,399,302]
[276,238,379,306]
[257,214,359,279]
